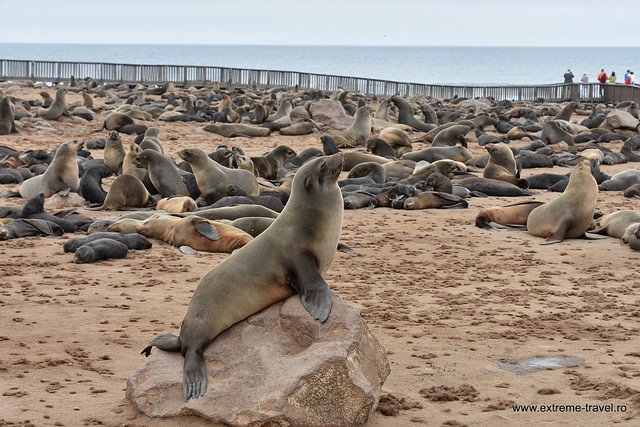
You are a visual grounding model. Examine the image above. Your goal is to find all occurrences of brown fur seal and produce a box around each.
[203,123,270,138]
[541,120,574,146]
[19,140,83,199]
[97,112,134,132]
[228,216,275,237]
[99,174,151,210]
[141,153,344,401]
[390,97,436,132]
[279,120,319,136]
[103,130,126,174]
[527,161,598,244]
[132,149,191,198]
[122,142,147,182]
[139,127,164,154]
[553,101,578,121]
[156,196,197,213]
[403,191,468,209]
[483,143,528,188]
[333,106,371,148]
[365,138,397,158]
[135,213,253,253]
[0,218,64,240]
[178,147,259,203]
[475,201,545,230]
[378,127,412,155]
[250,145,297,179]
[399,159,459,185]
[37,89,67,120]
[64,232,152,253]
[73,238,129,263]
[347,161,388,184]
[401,146,472,163]
[342,152,390,171]
[183,204,279,221]
[432,124,472,148]
[589,210,640,239]
[0,95,16,135]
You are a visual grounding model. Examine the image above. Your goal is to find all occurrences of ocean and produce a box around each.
[0,44,638,87]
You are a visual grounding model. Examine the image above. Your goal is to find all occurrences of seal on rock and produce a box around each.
[37,89,67,120]
[0,95,16,135]
[140,153,344,401]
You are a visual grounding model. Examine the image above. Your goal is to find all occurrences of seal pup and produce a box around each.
[179,147,259,203]
[64,232,152,253]
[141,153,344,401]
[73,238,129,263]
[0,218,64,240]
[19,140,83,199]
[0,95,16,135]
[432,124,472,148]
[98,174,151,210]
[527,161,598,244]
[390,97,436,132]
[156,196,197,213]
[403,192,468,209]
[37,89,67,120]
[203,123,270,138]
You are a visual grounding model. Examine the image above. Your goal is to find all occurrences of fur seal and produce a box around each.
[37,89,67,120]
[365,138,397,158]
[623,183,640,198]
[378,127,412,155]
[432,124,472,148]
[541,120,574,146]
[0,218,64,240]
[279,120,319,136]
[203,123,270,138]
[598,170,640,191]
[402,146,472,163]
[64,231,152,253]
[19,140,83,199]
[122,142,147,182]
[620,138,640,162]
[0,95,16,135]
[250,145,297,179]
[527,161,598,244]
[228,216,275,237]
[178,147,259,203]
[156,196,197,213]
[99,174,151,210]
[403,191,468,209]
[589,210,640,239]
[333,106,371,148]
[454,177,532,197]
[475,201,545,229]
[96,112,134,132]
[140,153,344,401]
[483,143,528,188]
[553,101,578,121]
[139,127,164,154]
[399,159,459,185]
[187,204,280,221]
[135,213,253,253]
[73,238,129,263]
[79,164,112,204]
[132,149,192,198]
[347,161,388,184]
[390,97,436,132]
[103,130,126,173]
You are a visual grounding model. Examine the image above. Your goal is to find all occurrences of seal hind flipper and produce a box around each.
[337,243,357,254]
[194,222,220,241]
[141,333,181,357]
[183,348,207,401]
[291,251,332,322]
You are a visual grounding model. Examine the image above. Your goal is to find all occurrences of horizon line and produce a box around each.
[0,42,636,49]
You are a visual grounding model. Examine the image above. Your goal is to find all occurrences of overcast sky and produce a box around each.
[1,0,637,47]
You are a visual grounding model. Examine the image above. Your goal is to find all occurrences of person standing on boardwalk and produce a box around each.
[625,70,630,82]
[597,69,608,84]
[563,69,574,83]
[609,71,617,84]
[625,71,634,85]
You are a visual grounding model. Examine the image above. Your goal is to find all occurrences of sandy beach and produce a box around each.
[1,85,639,426]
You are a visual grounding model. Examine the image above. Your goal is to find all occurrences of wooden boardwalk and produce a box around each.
[1,58,639,104]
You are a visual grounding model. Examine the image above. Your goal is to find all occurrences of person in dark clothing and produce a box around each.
[563,69,574,83]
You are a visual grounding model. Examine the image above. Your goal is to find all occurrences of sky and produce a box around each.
[0,0,637,47]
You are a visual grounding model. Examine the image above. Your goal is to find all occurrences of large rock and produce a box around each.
[309,100,354,130]
[127,293,390,426]
[603,110,640,131]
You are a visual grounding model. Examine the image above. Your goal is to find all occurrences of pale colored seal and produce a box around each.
[156,196,198,213]
[483,143,528,188]
[333,106,371,148]
[178,147,259,203]
[19,140,83,199]
[589,210,640,239]
[0,95,16,135]
[99,174,151,210]
[37,88,67,120]
[527,161,598,244]
[140,153,344,401]
[203,123,270,138]
[250,145,297,179]
[475,201,545,230]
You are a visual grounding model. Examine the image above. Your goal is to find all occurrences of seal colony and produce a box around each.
[2,79,640,425]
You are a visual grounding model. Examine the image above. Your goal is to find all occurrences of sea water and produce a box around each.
[0,44,638,86]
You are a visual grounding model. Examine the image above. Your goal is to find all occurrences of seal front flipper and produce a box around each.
[194,221,220,241]
[141,333,181,357]
[291,251,332,322]
[183,348,207,401]
[540,220,569,245]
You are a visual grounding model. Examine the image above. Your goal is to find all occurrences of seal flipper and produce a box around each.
[540,221,569,245]
[141,333,181,357]
[183,348,207,402]
[291,251,332,322]
[194,221,220,241]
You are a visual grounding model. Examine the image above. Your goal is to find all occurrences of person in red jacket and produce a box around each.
[597,69,608,84]
[626,71,634,85]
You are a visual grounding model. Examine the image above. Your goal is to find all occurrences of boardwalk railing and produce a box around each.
[2,59,639,104]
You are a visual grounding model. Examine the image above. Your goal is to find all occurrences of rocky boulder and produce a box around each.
[603,110,640,131]
[309,100,354,130]
[127,293,390,426]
